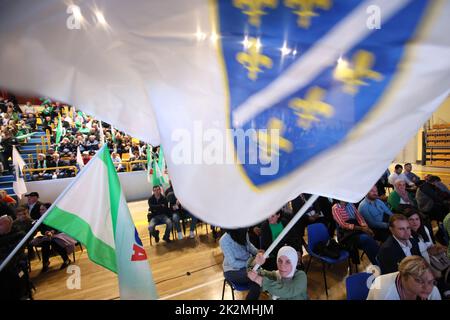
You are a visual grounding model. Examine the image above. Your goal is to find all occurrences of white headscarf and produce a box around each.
[277,246,298,279]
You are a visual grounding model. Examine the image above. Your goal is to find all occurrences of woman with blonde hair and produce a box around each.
[367,255,441,300]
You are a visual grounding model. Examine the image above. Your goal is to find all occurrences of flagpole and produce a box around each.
[252,194,319,271]
[0,145,109,272]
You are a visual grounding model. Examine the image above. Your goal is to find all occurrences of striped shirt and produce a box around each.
[332,203,367,230]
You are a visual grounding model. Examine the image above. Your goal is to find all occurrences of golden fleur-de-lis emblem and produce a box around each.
[334,50,383,94]
[284,0,331,28]
[289,87,334,129]
[257,118,293,161]
[236,38,273,80]
[233,0,278,27]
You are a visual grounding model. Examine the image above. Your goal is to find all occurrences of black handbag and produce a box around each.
[314,239,341,259]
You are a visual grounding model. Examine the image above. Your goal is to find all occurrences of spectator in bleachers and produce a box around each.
[377,214,422,275]
[48,153,68,179]
[25,113,37,131]
[41,115,53,135]
[367,255,441,300]
[220,228,261,300]
[33,153,51,180]
[388,180,417,213]
[332,201,380,265]
[84,135,99,152]
[247,246,308,300]
[58,137,74,156]
[65,152,77,177]
[21,102,35,115]
[358,185,393,242]
[45,147,55,162]
[0,129,16,173]
[147,185,172,243]
[111,152,124,172]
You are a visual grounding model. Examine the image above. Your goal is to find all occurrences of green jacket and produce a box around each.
[260,269,308,300]
[387,191,417,212]
[247,257,308,300]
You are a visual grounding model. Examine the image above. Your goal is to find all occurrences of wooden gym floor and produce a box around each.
[28,165,450,300]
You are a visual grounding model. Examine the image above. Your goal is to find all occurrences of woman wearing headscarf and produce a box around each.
[388,179,417,213]
[219,228,261,300]
[247,246,307,300]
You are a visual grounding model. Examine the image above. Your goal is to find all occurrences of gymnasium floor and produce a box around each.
[28,164,450,300]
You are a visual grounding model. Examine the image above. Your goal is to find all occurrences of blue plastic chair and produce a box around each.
[346,272,373,300]
[221,278,250,300]
[304,223,351,297]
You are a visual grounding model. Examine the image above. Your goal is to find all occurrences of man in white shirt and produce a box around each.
[377,214,422,274]
[388,164,415,187]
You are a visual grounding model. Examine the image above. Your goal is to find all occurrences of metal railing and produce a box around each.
[22,165,78,181]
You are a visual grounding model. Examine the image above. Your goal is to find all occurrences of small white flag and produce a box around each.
[12,146,27,199]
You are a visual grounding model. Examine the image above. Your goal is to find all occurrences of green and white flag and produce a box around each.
[44,145,158,300]
[55,114,64,145]
[152,147,169,190]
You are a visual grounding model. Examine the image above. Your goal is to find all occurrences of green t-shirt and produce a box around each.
[269,222,284,242]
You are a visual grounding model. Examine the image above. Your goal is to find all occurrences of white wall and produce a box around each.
[21,171,152,204]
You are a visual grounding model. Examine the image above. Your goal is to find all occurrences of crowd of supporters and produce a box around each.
[0,96,153,179]
[219,164,450,300]
[1,96,449,300]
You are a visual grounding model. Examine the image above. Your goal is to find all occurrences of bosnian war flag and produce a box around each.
[0,0,449,227]
[43,146,158,299]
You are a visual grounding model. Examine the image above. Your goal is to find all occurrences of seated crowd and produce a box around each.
[218,163,450,300]
[1,95,449,301]
[0,191,78,299]
[0,96,151,179]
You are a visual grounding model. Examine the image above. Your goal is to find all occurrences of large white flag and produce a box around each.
[44,146,158,299]
[0,0,449,227]
[12,146,27,199]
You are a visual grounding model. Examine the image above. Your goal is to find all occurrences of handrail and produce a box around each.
[127,160,148,172]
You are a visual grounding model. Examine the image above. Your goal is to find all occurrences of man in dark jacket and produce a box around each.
[377,214,422,274]
[147,185,172,243]
[26,192,42,220]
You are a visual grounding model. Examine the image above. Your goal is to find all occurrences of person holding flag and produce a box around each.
[0,145,159,299]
